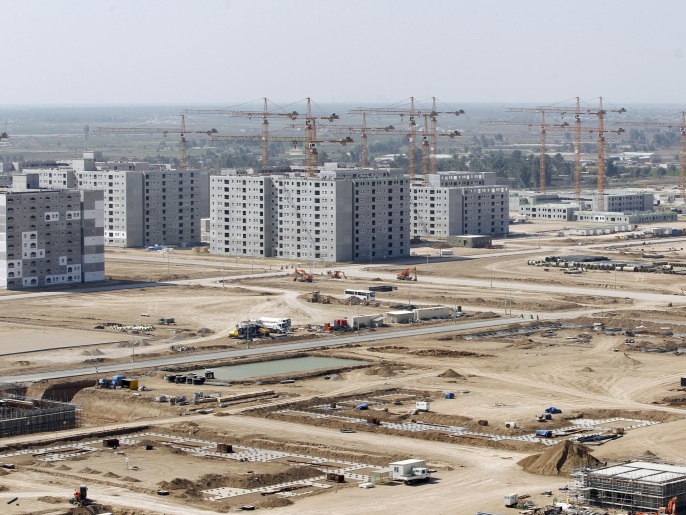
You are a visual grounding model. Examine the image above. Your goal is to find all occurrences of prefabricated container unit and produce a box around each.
[165,375,177,383]
[681,377,686,387]
[389,459,427,480]
[349,314,384,329]
[205,370,215,379]
[413,306,451,320]
[535,429,553,438]
[216,443,233,453]
[415,401,430,412]
[111,375,126,387]
[504,493,519,507]
[121,379,139,390]
[439,249,453,256]
[385,310,415,324]
[175,376,186,384]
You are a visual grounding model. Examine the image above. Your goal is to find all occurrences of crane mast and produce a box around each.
[360,112,368,168]
[430,97,438,174]
[347,98,464,183]
[421,114,430,184]
[681,112,686,201]
[92,115,217,170]
[574,97,582,202]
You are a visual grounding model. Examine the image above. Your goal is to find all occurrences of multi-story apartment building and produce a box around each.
[22,155,203,248]
[592,191,653,213]
[210,168,410,262]
[412,171,509,237]
[0,186,104,290]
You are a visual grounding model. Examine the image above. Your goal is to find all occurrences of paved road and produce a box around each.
[0,317,526,383]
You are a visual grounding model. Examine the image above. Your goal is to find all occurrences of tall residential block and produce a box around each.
[210,168,410,262]
[22,155,205,248]
[0,188,104,290]
[412,171,509,237]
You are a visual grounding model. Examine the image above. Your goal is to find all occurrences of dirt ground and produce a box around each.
[4,226,686,514]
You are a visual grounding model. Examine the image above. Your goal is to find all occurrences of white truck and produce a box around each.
[389,459,431,485]
[255,317,292,333]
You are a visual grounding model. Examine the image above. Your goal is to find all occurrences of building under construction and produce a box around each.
[0,395,82,437]
[575,460,686,512]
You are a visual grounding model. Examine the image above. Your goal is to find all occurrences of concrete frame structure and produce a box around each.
[0,395,82,437]
[412,172,509,237]
[578,461,686,512]
[0,188,104,290]
[209,168,410,262]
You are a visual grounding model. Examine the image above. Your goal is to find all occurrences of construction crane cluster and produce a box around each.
[86,96,686,208]
[480,97,627,209]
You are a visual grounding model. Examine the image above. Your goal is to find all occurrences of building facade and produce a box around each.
[209,168,410,262]
[520,203,579,220]
[592,192,654,212]
[412,172,509,237]
[0,189,104,290]
[24,155,203,248]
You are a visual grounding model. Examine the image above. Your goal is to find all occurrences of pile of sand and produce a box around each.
[438,369,464,378]
[103,472,121,478]
[408,349,491,358]
[56,464,72,470]
[580,367,594,372]
[518,440,601,476]
[78,467,101,474]
[120,475,141,482]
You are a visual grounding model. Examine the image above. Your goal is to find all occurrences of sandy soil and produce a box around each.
[4,231,686,514]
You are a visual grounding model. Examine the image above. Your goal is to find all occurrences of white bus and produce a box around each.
[344,289,376,301]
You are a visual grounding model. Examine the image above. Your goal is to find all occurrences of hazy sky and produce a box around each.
[3,0,686,107]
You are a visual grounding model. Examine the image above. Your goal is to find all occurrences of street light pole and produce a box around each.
[490,248,493,288]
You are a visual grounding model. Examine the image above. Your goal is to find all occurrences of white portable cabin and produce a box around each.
[413,306,451,320]
[415,401,430,412]
[389,459,427,480]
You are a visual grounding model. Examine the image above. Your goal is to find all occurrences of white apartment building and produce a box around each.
[23,155,203,248]
[520,203,579,221]
[0,186,104,290]
[210,168,410,262]
[592,191,654,212]
[412,172,509,237]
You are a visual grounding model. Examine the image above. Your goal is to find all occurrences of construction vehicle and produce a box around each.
[293,268,314,282]
[229,321,271,339]
[69,485,91,507]
[631,496,678,514]
[397,267,417,281]
[328,271,346,279]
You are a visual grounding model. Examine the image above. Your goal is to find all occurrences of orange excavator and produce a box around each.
[293,269,314,282]
[328,271,346,279]
[633,496,678,515]
[397,267,417,281]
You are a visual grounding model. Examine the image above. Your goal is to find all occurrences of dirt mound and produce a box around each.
[368,345,407,353]
[408,349,492,358]
[158,477,196,490]
[258,496,294,508]
[120,475,141,482]
[78,467,101,474]
[57,464,72,470]
[438,368,464,378]
[580,367,594,372]
[0,469,8,476]
[431,242,451,249]
[103,472,121,478]
[518,440,600,476]
[37,496,64,504]
[365,364,401,377]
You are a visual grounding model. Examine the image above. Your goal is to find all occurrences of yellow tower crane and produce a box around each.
[477,116,570,191]
[348,98,464,185]
[92,115,217,170]
[183,98,300,168]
